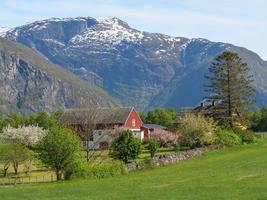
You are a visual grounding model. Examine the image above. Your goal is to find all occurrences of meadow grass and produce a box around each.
[1,140,267,199]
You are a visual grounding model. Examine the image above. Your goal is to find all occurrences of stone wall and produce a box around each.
[126,148,204,171]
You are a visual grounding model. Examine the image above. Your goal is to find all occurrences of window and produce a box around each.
[132,119,136,127]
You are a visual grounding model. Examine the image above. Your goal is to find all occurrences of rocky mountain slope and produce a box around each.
[0,37,116,114]
[3,17,267,110]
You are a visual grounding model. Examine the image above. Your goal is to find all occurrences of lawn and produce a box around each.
[1,140,267,200]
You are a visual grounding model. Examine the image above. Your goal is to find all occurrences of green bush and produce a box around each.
[173,144,181,152]
[147,139,159,158]
[139,157,156,169]
[85,161,127,179]
[178,114,217,149]
[233,128,257,144]
[215,129,242,147]
[110,130,142,163]
[244,106,267,131]
[37,126,84,180]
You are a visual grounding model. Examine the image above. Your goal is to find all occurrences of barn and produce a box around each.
[60,107,144,149]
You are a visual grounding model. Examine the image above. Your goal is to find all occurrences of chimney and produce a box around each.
[200,102,204,107]
[212,100,215,106]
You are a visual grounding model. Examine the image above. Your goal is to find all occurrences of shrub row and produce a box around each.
[215,129,242,146]
[84,161,127,179]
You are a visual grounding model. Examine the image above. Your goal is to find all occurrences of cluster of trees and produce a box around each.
[0,111,62,132]
[0,111,86,180]
[0,125,46,176]
[0,111,59,177]
[140,108,177,127]
[244,106,267,132]
[174,51,257,148]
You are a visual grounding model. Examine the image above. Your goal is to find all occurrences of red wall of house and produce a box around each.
[124,108,142,129]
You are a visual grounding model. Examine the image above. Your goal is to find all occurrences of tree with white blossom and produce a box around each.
[0,125,47,148]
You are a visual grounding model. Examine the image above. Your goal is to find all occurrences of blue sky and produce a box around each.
[0,0,266,59]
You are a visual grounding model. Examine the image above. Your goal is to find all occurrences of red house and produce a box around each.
[60,107,144,149]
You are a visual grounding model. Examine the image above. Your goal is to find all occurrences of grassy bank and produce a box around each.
[1,140,267,199]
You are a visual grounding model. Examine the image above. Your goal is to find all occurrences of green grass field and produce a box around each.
[1,140,267,200]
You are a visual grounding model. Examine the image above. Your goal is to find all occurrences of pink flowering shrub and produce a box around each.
[150,129,178,147]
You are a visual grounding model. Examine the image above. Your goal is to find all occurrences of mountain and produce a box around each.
[4,17,267,110]
[0,37,117,114]
[0,27,9,37]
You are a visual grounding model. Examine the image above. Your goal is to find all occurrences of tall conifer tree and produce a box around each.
[205,51,254,126]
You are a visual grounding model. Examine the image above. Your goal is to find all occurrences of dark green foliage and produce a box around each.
[85,161,127,179]
[205,51,255,126]
[33,112,52,129]
[173,144,181,152]
[147,139,159,158]
[244,106,267,131]
[37,126,84,180]
[232,128,257,144]
[0,111,63,132]
[139,112,147,123]
[110,130,141,163]
[141,108,177,127]
[215,129,242,146]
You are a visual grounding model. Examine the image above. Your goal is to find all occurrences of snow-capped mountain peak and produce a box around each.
[70,17,144,47]
[0,27,10,37]
[3,16,267,111]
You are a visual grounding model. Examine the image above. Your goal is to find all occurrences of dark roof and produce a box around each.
[142,124,167,129]
[60,107,133,125]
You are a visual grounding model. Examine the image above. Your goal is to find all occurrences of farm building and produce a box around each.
[141,124,167,138]
[60,107,144,149]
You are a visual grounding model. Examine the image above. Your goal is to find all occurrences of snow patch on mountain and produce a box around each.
[0,27,10,37]
[43,39,65,46]
[70,17,144,47]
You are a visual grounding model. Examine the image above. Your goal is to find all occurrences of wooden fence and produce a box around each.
[0,175,57,186]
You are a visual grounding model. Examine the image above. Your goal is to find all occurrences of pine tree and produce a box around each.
[205,51,255,126]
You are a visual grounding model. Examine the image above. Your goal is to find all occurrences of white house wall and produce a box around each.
[88,129,144,150]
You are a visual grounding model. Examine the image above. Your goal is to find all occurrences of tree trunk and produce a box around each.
[86,140,91,162]
[3,165,9,177]
[56,171,62,180]
[13,161,18,175]
[227,68,233,127]
[86,148,89,162]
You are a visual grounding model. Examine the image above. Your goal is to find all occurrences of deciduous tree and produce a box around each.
[1,125,46,148]
[37,126,84,180]
[0,143,33,175]
[110,130,141,163]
